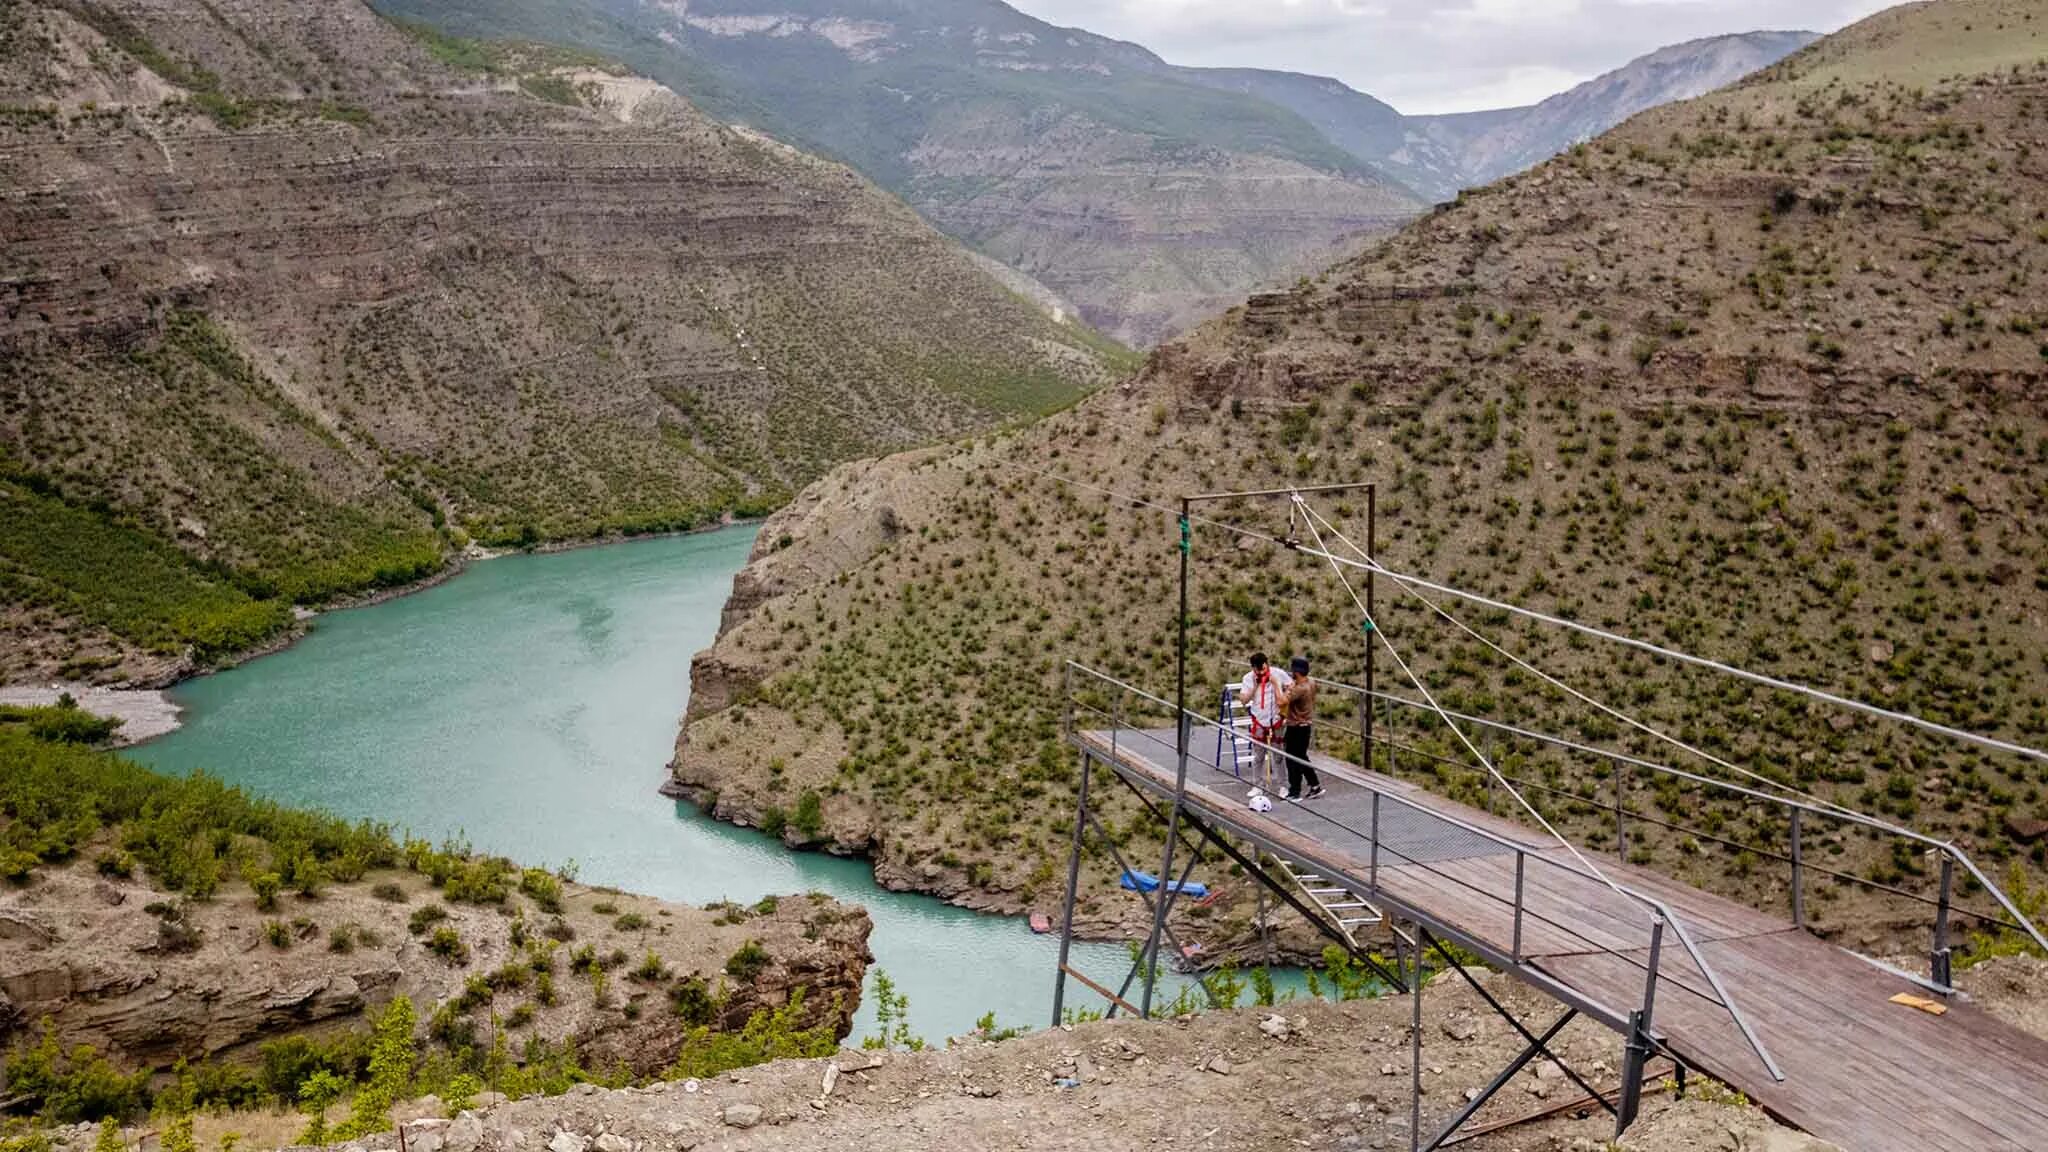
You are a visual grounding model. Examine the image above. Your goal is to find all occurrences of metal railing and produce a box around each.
[1062,661,1783,1081]
[1280,673,2048,990]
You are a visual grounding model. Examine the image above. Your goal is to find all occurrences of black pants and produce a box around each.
[1284,725,1319,795]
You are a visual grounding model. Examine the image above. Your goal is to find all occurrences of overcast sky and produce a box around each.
[1004,0,1899,114]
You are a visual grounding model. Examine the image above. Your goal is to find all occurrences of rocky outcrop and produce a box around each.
[0,862,870,1078]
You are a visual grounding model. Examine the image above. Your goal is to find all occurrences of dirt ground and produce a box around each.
[287,968,1835,1152]
[53,957,2048,1152]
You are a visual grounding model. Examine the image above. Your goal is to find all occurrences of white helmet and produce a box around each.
[1248,792,1274,813]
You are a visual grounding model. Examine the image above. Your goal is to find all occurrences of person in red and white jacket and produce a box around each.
[1236,652,1293,797]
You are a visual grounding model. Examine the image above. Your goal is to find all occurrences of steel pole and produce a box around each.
[1050,749,1092,1026]
[1410,922,1424,1152]
[1365,484,1377,772]
[1933,853,1954,991]
[1141,500,1194,1017]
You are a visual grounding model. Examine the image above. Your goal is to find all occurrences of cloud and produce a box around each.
[1005,0,1901,113]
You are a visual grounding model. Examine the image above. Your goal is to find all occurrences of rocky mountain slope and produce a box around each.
[369,0,1428,348]
[0,0,1120,687]
[671,0,2048,952]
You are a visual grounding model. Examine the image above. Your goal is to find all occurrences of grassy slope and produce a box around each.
[673,0,2048,953]
[0,0,1119,682]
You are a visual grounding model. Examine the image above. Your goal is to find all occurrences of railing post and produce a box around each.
[1933,852,1954,991]
[1789,808,1805,930]
[1369,790,1382,892]
[1511,851,1526,963]
[1061,661,1074,740]
[1616,917,1664,1139]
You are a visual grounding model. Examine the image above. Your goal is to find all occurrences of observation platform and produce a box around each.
[1074,722,2048,1152]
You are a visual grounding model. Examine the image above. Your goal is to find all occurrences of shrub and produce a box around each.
[0,703,122,745]
[668,977,716,1026]
[408,904,448,935]
[263,921,292,949]
[518,868,563,913]
[614,912,647,931]
[723,940,770,982]
[792,792,824,841]
[371,880,408,903]
[664,990,836,1080]
[426,926,468,965]
[252,873,282,912]
[3,1023,152,1122]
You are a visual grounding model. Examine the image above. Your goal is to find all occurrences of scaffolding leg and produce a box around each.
[1410,920,1424,1152]
[1422,931,1615,1120]
[1050,749,1092,1027]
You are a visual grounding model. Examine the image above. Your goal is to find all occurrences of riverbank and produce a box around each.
[8,517,765,743]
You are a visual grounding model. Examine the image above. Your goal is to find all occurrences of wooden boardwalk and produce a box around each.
[1077,726,2048,1152]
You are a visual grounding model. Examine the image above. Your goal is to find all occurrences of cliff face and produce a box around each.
[0,0,1118,685]
[0,860,871,1078]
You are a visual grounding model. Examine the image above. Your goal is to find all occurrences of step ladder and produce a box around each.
[1215,683,1257,779]
[1276,859,1383,945]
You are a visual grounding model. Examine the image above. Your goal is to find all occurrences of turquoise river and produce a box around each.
[133,526,1258,1043]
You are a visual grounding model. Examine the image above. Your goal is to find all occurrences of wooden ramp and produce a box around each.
[1077,726,2048,1152]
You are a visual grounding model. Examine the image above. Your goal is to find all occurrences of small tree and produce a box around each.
[334,998,416,1139]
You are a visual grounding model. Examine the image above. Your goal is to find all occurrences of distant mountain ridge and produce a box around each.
[1406,30,1822,196]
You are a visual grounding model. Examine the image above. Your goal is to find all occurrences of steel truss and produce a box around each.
[1050,742,1685,1149]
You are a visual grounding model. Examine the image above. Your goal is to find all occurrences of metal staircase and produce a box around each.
[1277,859,1383,945]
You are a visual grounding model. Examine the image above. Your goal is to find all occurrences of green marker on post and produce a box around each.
[1179,517,1191,555]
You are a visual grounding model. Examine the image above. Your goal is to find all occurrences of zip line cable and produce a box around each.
[1295,503,1872,824]
[984,456,2048,768]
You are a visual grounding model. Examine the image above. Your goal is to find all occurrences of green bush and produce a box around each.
[0,728,397,892]
[2,1023,152,1122]
[0,704,121,745]
[792,791,825,840]
[333,998,417,1140]
[664,990,836,1081]
[518,868,563,913]
[723,940,770,982]
[426,926,469,965]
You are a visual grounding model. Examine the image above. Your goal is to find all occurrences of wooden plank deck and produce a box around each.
[1078,726,2048,1152]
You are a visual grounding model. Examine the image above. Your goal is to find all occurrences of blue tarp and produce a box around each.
[1120,869,1209,899]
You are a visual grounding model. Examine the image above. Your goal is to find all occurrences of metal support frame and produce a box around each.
[1616,918,1665,1137]
[1932,853,1954,992]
